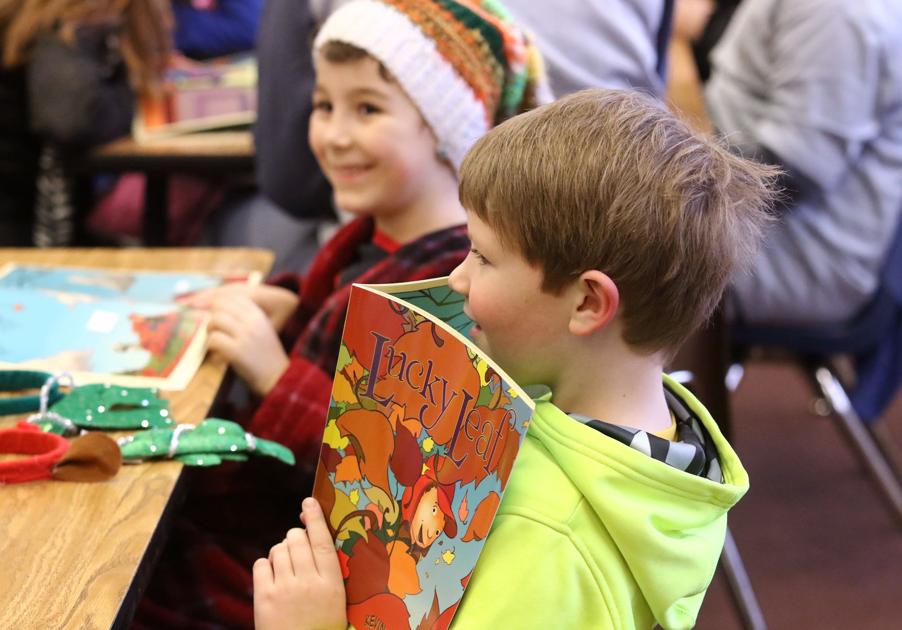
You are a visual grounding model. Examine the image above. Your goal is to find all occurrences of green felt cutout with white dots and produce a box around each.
[48,383,172,431]
[118,418,295,467]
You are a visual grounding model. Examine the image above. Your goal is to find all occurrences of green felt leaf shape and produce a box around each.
[118,418,295,467]
[50,383,173,430]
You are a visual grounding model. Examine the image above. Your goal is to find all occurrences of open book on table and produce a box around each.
[312,277,535,630]
[133,54,256,143]
[0,263,260,390]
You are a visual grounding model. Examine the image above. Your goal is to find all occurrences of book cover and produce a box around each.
[0,264,259,390]
[312,278,535,630]
[133,54,257,143]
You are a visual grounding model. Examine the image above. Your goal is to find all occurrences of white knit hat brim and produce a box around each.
[313,0,489,171]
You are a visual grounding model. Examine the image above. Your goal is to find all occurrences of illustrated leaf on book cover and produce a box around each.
[346,533,391,604]
[349,593,411,630]
[364,485,400,524]
[334,454,362,484]
[461,492,501,542]
[328,487,367,542]
[331,368,358,406]
[457,493,469,523]
[388,540,422,597]
[322,420,349,450]
[391,422,423,487]
[337,408,394,493]
[417,592,442,630]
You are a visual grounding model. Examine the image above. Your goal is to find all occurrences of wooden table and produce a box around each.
[80,131,255,246]
[0,247,272,630]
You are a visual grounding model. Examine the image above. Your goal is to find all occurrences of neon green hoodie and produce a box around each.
[451,375,749,629]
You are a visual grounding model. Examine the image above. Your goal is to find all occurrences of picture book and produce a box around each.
[133,54,256,143]
[312,278,535,630]
[0,263,260,390]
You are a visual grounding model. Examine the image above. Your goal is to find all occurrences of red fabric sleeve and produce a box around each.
[247,354,333,463]
[266,271,303,294]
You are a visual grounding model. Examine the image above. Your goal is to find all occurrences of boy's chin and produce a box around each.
[466,325,487,348]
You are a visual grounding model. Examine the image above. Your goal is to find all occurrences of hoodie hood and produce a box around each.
[526,375,749,628]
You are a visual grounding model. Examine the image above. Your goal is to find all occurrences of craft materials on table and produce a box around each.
[1,370,294,486]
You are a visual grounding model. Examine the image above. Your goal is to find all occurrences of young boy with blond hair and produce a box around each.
[138,1,548,628]
[254,88,776,630]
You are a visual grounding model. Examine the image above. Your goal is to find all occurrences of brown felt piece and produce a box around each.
[53,432,122,482]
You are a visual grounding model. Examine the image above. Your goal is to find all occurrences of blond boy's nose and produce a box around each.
[448,262,468,296]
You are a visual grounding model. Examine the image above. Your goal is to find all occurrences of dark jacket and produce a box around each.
[253,0,334,219]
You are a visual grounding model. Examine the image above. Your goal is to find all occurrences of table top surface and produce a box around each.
[82,131,255,174]
[0,247,272,630]
[99,131,254,157]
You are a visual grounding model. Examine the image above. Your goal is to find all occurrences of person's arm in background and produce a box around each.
[172,0,263,59]
[707,2,880,196]
[254,0,334,220]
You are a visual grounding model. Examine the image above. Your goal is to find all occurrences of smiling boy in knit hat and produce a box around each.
[189,0,548,463]
[136,2,547,629]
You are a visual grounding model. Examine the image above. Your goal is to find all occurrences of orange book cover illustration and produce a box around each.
[312,278,535,630]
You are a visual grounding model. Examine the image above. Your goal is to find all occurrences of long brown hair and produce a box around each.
[0,0,172,95]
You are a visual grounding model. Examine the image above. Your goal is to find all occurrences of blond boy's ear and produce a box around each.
[568,270,619,336]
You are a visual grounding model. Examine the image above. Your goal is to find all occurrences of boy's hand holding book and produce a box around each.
[254,498,347,630]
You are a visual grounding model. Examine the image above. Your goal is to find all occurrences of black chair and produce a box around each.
[670,316,767,630]
[731,217,902,525]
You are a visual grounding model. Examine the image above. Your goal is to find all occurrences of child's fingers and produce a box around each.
[285,527,316,574]
[178,285,234,308]
[213,294,259,323]
[269,541,295,578]
[206,331,239,362]
[177,290,213,308]
[252,557,274,590]
[207,307,243,337]
[301,498,342,581]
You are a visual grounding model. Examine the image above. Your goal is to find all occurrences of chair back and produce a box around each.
[881,212,902,303]
[731,214,902,357]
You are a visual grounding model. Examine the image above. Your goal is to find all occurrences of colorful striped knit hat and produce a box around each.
[313,0,551,171]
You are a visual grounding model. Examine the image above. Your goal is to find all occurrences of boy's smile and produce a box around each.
[308,55,449,227]
[450,213,574,387]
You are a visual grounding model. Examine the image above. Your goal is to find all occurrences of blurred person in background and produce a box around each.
[0,0,171,246]
[705,0,902,326]
[172,0,263,60]
[503,0,674,98]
